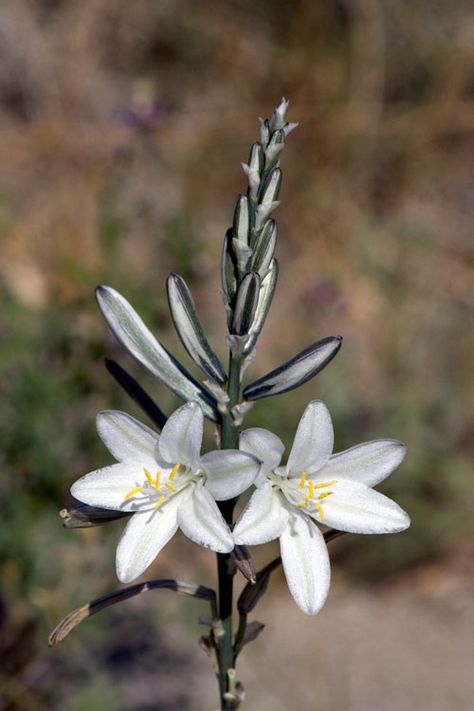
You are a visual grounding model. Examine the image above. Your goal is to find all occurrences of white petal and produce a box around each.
[286,400,334,477]
[280,511,331,615]
[239,428,285,473]
[71,463,156,512]
[177,484,234,553]
[233,483,288,545]
[116,494,183,582]
[96,410,160,462]
[311,479,410,534]
[158,402,202,468]
[319,439,407,487]
[201,450,260,501]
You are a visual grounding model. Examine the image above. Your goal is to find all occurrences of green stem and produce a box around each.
[216,352,242,709]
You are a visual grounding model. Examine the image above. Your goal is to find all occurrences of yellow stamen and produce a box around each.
[318,491,333,500]
[166,482,177,492]
[316,503,325,520]
[169,464,179,481]
[124,485,143,500]
[155,471,161,490]
[299,471,307,489]
[314,479,337,489]
[143,468,154,485]
[153,495,166,510]
[308,480,314,499]
[297,496,310,507]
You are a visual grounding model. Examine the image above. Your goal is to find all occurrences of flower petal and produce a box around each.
[239,428,285,473]
[280,511,331,615]
[286,400,334,477]
[158,402,203,469]
[201,450,260,500]
[116,495,182,582]
[319,439,407,487]
[233,483,288,545]
[310,479,410,533]
[71,463,156,512]
[177,484,234,553]
[96,410,160,462]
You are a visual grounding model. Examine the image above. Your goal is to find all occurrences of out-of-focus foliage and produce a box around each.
[0,0,473,708]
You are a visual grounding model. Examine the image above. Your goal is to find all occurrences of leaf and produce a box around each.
[243,335,342,400]
[167,274,227,384]
[96,286,218,421]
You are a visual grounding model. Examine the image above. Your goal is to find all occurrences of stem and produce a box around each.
[216,352,242,709]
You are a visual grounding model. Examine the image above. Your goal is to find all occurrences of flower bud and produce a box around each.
[231,272,260,336]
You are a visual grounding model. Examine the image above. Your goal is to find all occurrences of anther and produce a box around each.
[316,503,325,520]
[318,491,333,500]
[155,472,161,490]
[153,495,166,510]
[166,482,177,492]
[169,464,180,481]
[124,485,143,500]
[314,479,337,489]
[143,468,154,485]
[308,480,314,499]
[299,471,307,489]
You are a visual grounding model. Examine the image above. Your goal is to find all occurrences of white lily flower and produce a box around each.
[233,400,410,615]
[71,402,260,583]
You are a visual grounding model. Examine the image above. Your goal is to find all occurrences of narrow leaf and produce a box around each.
[244,335,342,401]
[167,274,227,384]
[231,272,260,336]
[96,286,218,421]
[105,358,167,430]
[49,579,217,646]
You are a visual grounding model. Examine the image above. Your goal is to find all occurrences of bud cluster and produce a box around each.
[222,99,298,356]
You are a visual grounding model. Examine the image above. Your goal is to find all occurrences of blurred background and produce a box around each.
[0,1,473,709]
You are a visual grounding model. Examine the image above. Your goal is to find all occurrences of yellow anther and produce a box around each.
[153,495,166,510]
[165,482,177,492]
[314,479,337,489]
[169,464,179,481]
[308,480,314,499]
[297,495,310,507]
[143,468,154,485]
[155,471,161,490]
[316,503,325,520]
[124,485,143,500]
[299,471,307,489]
[318,491,333,501]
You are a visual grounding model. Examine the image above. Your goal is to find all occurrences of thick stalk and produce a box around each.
[216,353,242,709]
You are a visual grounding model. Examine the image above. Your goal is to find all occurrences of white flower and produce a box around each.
[71,402,260,583]
[233,400,410,615]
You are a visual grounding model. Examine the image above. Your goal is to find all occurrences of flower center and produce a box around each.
[295,471,337,519]
[123,463,184,509]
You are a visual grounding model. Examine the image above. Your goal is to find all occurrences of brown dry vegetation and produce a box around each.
[0,1,473,709]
